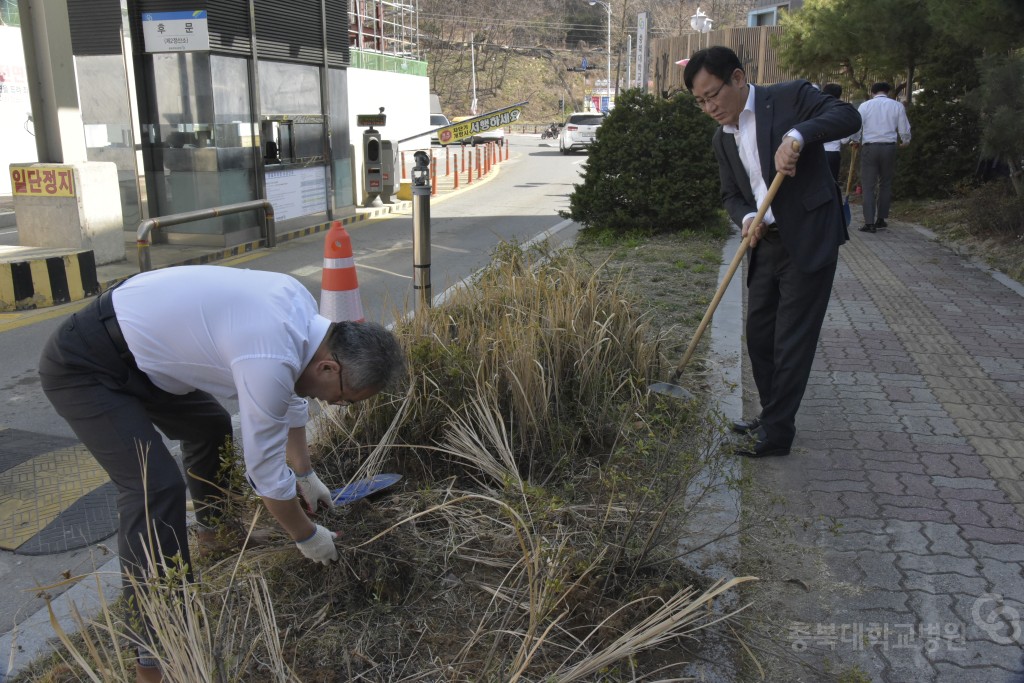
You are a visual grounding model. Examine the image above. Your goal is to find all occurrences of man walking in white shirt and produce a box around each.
[851,82,912,232]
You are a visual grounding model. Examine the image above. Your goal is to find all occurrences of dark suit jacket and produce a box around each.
[711,80,861,277]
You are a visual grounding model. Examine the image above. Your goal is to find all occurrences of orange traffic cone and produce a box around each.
[320,221,365,322]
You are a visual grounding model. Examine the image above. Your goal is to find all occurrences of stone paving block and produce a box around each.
[884,387,914,403]
[805,492,848,519]
[898,553,980,577]
[864,457,925,475]
[898,472,940,499]
[968,541,1024,563]
[924,376,954,390]
[902,570,989,597]
[904,590,973,637]
[910,433,972,449]
[880,432,918,451]
[844,389,890,401]
[937,499,1003,532]
[842,491,882,517]
[946,453,995,478]
[855,552,905,590]
[931,640,1024,676]
[896,407,951,419]
[980,455,1024,485]
[978,501,1024,528]
[877,493,947,511]
[880,505,952,523]
[877,373,928,384]
[969,404,1024,422]
[957,421,1012,440]
[914,454,957,478]
[943,403,975,420]
[854,433,889,451]
[924,417,961,436]
[930,475,998,492]
[935,485,1007,503]
[867,470,905,496]
[919,521,973,558]
[958,524,1024,546]
[975,558,1024,601]
[828,530,893,554]
[877,647,939,683]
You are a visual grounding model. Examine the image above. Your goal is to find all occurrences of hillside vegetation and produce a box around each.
[418,0,759,122]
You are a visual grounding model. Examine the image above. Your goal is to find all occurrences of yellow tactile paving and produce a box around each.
[0,445,110,550]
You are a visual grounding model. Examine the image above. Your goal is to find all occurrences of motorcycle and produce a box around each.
[540,123,559,140]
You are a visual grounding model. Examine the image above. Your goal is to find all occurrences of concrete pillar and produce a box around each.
[12,0,125,265]
[18,0,87,165]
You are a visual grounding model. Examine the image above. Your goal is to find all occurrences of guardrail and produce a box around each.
[136,200,276,272]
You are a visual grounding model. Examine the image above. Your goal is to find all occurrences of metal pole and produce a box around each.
[605,2,611,111]
[410,151,432,311]
[136,199,276,272]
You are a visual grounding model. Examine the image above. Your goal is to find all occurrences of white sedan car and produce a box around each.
[559,112,604,154]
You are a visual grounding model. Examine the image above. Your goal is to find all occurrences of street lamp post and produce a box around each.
[690,7,713,50]
[587,0,612,113]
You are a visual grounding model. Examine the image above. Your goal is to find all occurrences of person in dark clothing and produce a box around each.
[683,47,861,458]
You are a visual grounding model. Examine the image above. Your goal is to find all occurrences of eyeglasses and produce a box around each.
[331,353,350,407]
[694,80,730,110]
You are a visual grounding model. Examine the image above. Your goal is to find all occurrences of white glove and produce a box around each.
[295,470,334,513]
[296,525,338,565]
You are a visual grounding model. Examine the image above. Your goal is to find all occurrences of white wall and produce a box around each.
[0,26,40,196]
[346,68,431,204]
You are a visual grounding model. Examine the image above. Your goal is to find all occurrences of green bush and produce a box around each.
[563,89,722,234]
[892,89,980,199]
[962,178,1024,238]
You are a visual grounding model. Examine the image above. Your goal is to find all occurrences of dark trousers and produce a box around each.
[861,143,897,224]
[826,151,841,184]
[38,294,232,613]
[746,234,837,447]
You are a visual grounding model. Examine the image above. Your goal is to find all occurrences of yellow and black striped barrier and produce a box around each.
[0,247,99,311]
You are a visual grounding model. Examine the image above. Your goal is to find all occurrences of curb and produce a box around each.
[0,248,99,312]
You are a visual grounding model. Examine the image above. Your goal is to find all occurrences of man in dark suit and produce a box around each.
[683,47,860,457]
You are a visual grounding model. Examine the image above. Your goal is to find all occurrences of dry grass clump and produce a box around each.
[25,242,753,682]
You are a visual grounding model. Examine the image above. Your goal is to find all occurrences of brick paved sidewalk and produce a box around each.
[749,219,1024,682]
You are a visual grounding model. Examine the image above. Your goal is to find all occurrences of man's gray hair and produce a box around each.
[327,321,406,391]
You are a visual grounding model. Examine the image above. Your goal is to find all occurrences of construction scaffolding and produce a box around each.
[349,0,419,59]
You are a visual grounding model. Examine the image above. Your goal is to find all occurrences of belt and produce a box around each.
[97,286,135,364]
[863,142,896,146]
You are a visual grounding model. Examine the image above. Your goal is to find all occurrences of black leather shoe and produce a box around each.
[735,426,791,458]
[876,219,887,228]
[735,437,791,458]
[731,417,761,434]
[859,224,876,233]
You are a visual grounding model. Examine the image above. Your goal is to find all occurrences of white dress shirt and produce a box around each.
[853,93,912,144]
[723,84,778,226]
[112,266,332,500]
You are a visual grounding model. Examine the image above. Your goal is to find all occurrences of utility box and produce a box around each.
[357,110,388,207]
[362,128,383,206]
[380,140,398,204]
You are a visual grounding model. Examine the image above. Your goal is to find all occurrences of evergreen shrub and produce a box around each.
[563,89,721,235]
[892,90,980,199]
